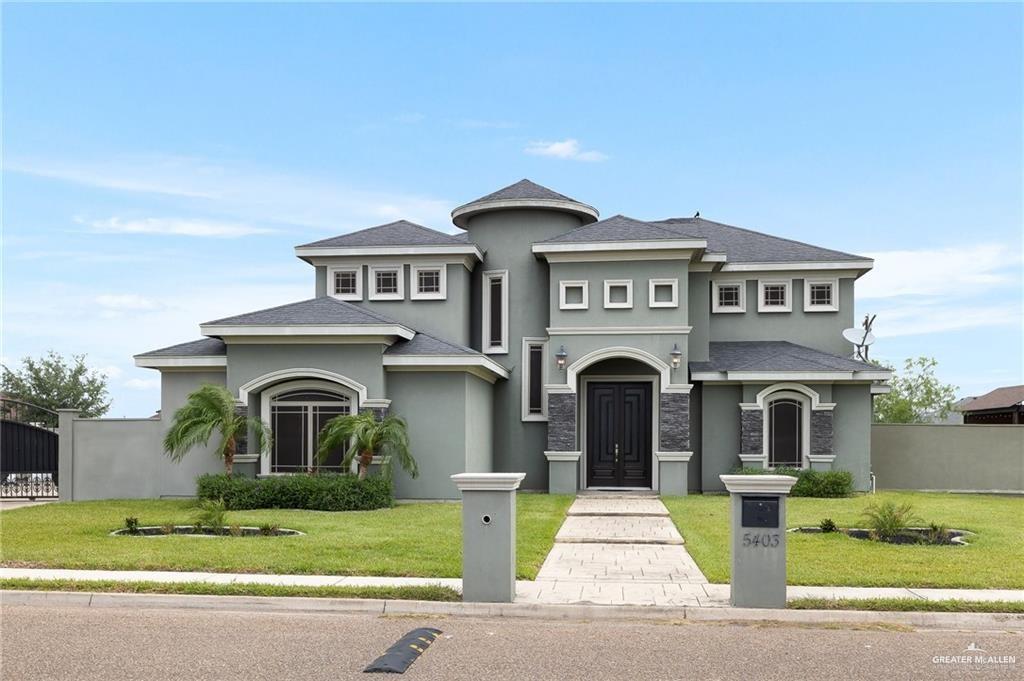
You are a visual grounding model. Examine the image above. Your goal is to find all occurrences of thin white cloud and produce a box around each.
[85,216,276,238]
[525,139,608,162]
[866,301,1022,338]
[858,243,1021,299]
[124,377,160,390]
[6,156,220,199]
[93,365,123,380]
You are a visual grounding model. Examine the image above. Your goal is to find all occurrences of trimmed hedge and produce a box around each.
[197,473,393,511]
[733,467,854,497]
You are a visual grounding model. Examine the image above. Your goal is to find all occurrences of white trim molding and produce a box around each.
[410,263,447,301]
[695,370,891,382]
[559,280,589,310]
[260,378,357,476]
[450,472,526,491]
[382,354,510,383]
[452,198,599,229]
[238,368,369,405]
[482,269,509,354]
[722,260,874,273]
[296,244,483,266]
[547,325,692,335]
[603,279,633,309]
[719,474,799,494]
[740,383,837,411]
[134,355,226,369]
[544,450,581,462]
[738,453,767,464]
[757,278,792,313]
[200,324,415,340]
[803,277,839,312]
[326,264,363,301]
[521,337,549,421]
[533,239,706,255]
[711,279,746,314]
[368,263,405,301]
[563,346,690,394]
[807,454,837,465]
[655,451,692,463]
[361,398,392,409]
[648,278,679,309]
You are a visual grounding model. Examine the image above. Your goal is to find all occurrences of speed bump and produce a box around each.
[364,627,443,674]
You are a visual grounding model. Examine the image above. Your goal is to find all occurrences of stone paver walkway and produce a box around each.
[522,495,709,605]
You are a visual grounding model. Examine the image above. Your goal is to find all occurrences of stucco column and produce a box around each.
[57,409,81,502]
[809,410,835,471]
[544,389,579,493]
[658,392,691,495]
[739,407,765,469]
[452,473,525,603]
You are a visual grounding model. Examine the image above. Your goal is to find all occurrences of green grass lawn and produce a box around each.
[0,494,572,579]
[662,491,1024,589]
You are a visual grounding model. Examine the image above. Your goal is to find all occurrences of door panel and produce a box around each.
[586,382,653,488]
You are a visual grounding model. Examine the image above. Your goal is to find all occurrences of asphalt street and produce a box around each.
[1,603,1022,680]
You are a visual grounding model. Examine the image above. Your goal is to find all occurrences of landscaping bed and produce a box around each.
[663,491,1024,589]
[0,494,573,579]
[110,525,303,537]
[789,526,973,546]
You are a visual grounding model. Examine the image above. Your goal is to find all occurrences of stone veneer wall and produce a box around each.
[659,393,690,451]
[810,410,834,456]
[740,409,763,458]
[547,392,577,451]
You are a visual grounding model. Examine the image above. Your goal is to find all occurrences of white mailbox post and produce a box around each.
[719,474,798,609]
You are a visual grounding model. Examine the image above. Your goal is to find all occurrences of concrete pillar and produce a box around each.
[451,472,525,603]
[656,451,691,495]
[719,474,798,608]
[57,409,81,502]
[544,451,579,494]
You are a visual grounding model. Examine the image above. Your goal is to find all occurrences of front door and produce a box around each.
[586,382,653,488]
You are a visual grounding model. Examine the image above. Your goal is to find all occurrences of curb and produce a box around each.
[4,590,1024,631]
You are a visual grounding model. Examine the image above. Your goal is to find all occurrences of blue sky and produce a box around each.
[3,3,1021,417]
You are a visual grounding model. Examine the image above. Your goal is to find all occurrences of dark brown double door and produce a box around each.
[586,382,653,488]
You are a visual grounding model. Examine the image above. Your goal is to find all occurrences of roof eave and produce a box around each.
[294,244,483,265]
[133,355,228,370]
[451,198,600,229]
[198,323,416,341]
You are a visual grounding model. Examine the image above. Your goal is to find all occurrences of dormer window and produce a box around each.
[712,280,745,313]
[411,264,446,300]
[758,279,792,313]
[369,265,404,301]
[804,278,839,312]
[328,266,362,301]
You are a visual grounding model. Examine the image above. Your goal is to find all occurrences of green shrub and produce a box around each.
[193,498,227,532]
[196,473,393,512]
[819,518,838,533]
[861,501,920,541]
[731,467,854,498]
[123,517,140,535]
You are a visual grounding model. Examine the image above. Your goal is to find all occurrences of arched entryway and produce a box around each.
[260,380,356,475]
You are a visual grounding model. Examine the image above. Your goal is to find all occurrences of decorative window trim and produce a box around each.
[521,337,549,422]
[762,390,810,470]
[559,280,589,310]
[327,265,362,301]
[648,278,679,309]
[410,263,447,301]
[711,280,746,313]
[757,278,792,313]
[603,279,633,309]
[803,277,839,312]
[482,269,508,354]
[368,264,404,301]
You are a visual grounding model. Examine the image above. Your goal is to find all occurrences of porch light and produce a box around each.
[555,345,568,371]
[670,343,683,369]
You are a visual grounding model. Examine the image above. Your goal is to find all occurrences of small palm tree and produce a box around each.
[164,384,270,475]
[317,410,417,480]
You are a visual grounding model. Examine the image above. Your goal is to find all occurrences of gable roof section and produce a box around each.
[200,297,415,340]
[960,385,1024,413]
[452,179,599,229]
[383,330,509,383]
[653,217,869,265]
[297,220,464,248]
[536,214,702,244]
[134,338,227,369]
[690,341,888,381]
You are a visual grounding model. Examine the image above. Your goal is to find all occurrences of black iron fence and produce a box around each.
[1,398,59,498]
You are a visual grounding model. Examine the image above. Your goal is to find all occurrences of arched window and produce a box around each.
[270,388,351,473]
[767,396,805,468]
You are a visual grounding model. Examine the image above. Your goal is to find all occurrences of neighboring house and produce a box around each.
[959,385,1024,424]
[134,179,889,498]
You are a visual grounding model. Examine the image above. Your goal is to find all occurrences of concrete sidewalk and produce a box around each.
[4,567,1024,607]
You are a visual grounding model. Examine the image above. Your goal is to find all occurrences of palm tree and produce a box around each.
[163,384,270,475]
[316,410,417,480]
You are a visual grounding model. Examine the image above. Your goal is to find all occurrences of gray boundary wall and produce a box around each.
[872,424,1024,493]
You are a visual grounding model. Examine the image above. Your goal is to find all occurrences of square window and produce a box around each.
[758,280,791,312]
[763,285,786,306]
[368,265,404,300]
[719,285,740,307]
[327,266,361,301]
[648,279,678,308]
[804,278,839,312]
[418,270,440,293]
[376,270,398,294]
[810,284,831,306]
[559,280,589,310]
[604,280,633,309]
[334,271,357,296]
[712,280,746,313]
[410,264,446,300]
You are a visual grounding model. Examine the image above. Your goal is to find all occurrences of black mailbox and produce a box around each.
[741,496,779,528]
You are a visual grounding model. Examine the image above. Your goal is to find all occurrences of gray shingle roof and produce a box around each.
[203,297,408,327]
[690,341,876,374]
[653,217,866,263]
[136,338,226,357]
[297,220,464,248]
[463,179,581,205]
[385,330,481,356]
[537,214,701,244]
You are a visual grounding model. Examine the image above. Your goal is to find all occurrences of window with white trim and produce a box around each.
[328,266,362,301]
[711,280,745,313]
[559,280,589,310]
[803,278,839,312]
[767,395,807,468]
[482,270,508,354]
[648,279,678,308]
[369,265,404,300]
[603,279,633,309]
[757,279,792,312]
[521,338,548,421]
[411,264,446,300]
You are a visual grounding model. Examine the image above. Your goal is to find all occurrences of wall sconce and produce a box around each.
[670,343,683,370]
[555,345,568,371]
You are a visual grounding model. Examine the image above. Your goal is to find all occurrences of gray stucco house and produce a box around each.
[134,180,889,498]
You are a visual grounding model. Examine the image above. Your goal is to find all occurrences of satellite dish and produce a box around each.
[843,328,875,346]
